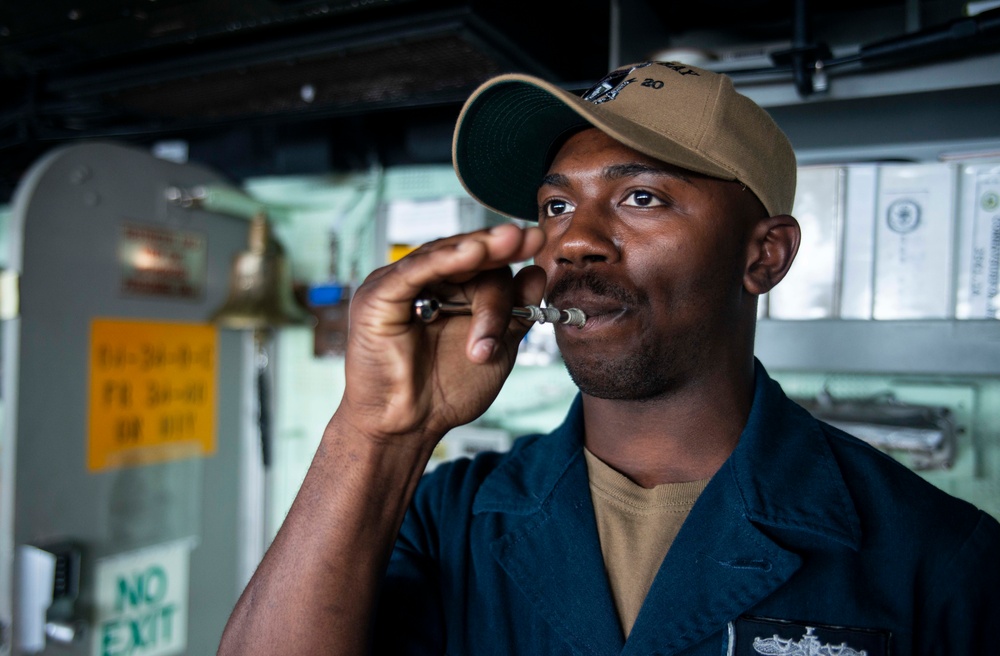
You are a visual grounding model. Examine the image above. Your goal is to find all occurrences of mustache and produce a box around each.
[546,270,645,308]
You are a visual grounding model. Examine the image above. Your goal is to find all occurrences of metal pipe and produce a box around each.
[413,297,586,328]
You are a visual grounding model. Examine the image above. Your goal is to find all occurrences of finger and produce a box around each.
[402,223,545,283]
[465,268,517,363]
[362,223,545,289]
[464,263,548,364]
[359,224,544,326]
[409,222,542,257]
[513,264,546,308]
[463,264,548,364]
[425,224,546,288]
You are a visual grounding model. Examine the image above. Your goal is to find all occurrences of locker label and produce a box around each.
[119,223,206,300]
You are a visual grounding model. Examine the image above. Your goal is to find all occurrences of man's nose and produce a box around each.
[545,203,619,268]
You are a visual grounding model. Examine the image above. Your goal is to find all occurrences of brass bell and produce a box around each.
[210,212,308,329]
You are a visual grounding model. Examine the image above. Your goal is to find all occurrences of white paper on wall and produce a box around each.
[873,163,957,319]
[769,165,843,319]
[386,197,461,245]
[955,159,1000,319]
[840,164,879,319]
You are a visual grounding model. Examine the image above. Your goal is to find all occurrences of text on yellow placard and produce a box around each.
[88,319,217,472]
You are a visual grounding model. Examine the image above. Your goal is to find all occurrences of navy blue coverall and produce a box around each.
[375,362,1000,655]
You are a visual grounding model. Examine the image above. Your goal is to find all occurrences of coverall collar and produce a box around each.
[472,360,862,654]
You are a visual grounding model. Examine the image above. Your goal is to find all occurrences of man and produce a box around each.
[218,61,999,655]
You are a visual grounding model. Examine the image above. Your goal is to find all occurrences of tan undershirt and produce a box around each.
[583,447,709,638]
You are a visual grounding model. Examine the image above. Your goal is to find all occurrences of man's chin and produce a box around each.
[562,356,671,402]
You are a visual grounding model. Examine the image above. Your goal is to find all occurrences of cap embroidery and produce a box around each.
[753,627,867,656]
[582,62,653,104]
[659,61,701,77]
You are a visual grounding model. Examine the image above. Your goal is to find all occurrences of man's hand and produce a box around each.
[218,222,546,656]
[337,222,547,445]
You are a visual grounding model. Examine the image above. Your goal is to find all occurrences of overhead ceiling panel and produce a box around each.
[0,0,611,198]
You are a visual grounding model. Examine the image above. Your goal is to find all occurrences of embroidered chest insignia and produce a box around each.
[752,627,867,656]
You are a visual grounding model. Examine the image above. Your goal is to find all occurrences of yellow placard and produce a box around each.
[388,243,418,263]
[88,319,217,472]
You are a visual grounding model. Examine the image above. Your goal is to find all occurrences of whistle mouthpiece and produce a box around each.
[517,305,587,328]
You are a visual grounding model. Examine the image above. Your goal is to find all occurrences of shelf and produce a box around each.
[754,319,1000,376]
[735,52,1000,108]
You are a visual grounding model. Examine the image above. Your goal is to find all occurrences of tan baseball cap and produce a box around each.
[452,61,796,220]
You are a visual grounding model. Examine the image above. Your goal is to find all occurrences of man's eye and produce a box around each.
[622,190,664,208]
[543,199,575,217]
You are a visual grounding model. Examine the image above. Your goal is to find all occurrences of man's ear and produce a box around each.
[743,214,801,295]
